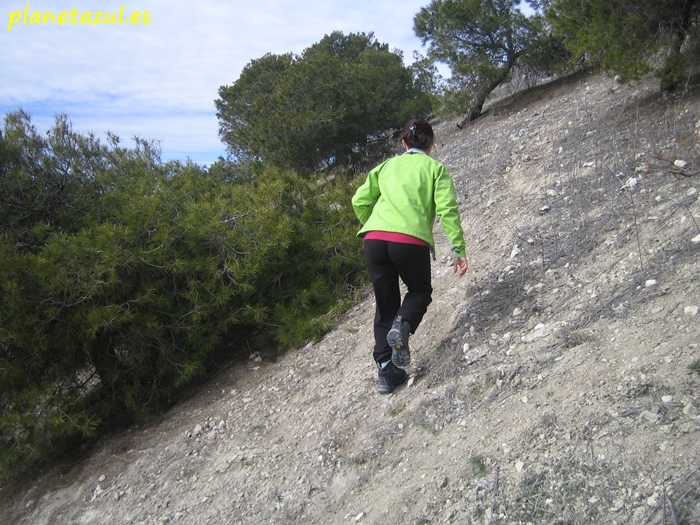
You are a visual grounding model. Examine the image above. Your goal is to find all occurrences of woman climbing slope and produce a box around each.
[352,119,468,394]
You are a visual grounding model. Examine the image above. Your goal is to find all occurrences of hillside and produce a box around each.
[1,70,699,524]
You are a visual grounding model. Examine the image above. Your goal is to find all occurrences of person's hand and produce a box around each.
[453,257,468,277]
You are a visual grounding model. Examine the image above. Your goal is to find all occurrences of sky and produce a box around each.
[1,1,442,165]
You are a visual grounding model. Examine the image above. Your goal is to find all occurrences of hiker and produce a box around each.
[352,119,468,394]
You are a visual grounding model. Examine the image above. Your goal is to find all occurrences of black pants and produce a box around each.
[364,240,433,363]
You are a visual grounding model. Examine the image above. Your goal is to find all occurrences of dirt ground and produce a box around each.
[1,70,699,524]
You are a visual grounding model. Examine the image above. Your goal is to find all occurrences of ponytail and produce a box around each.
[399,119,434,151]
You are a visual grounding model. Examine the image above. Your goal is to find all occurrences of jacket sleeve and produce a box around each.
[351,167,380,225]
[433,164,466,258]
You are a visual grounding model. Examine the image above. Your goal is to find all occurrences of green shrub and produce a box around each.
[0,111,365,478]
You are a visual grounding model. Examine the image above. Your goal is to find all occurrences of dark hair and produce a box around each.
[399,119,434,151]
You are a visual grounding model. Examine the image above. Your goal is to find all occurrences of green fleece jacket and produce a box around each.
[352,150,466,258]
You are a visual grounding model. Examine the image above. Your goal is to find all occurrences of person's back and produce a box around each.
[352,119,468,394]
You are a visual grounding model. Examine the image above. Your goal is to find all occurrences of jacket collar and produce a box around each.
[404,148,427,155]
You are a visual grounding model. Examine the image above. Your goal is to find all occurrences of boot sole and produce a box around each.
[387,329,411,367]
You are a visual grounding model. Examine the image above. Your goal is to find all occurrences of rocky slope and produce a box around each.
[1,70,699,525]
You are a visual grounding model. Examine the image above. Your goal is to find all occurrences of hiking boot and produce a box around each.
[377,361,408,394]
[387,316,411,367]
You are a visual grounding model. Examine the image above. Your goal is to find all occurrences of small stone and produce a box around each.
[687,187,697,196]
[641,410,658,423]
[611,498,625,512]
[692,234,700,244]
[512,307,523,316]
[193,424,202,436]
[515,461,524,473]
[661,395,674,404]
[645,279,657,288]
[98,475,106,482]
[355,512,364,522]
[647,493,660,507]
[521,323,547,343]
[674,159,687,169]
[684,305,699,316]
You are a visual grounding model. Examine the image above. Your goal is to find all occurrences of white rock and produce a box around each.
[692,234,700,244]
[611,498,625,512]
[515,460,524,473]
[193,424,202,436]
[687,187,697,196]
[464,346,488,364]
[684,305,699,316]
[674,159,687,169]
[641,410,658,423]
[521,323,547,343]
[645,279,657,288]
[661,395,674,404]
[355,512,364,522]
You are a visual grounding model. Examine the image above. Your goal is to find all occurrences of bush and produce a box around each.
[0,112,365,478]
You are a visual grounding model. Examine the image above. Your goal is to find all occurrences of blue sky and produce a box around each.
[2,1,439,165]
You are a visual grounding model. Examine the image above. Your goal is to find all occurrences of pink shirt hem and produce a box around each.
[363,231,429,246]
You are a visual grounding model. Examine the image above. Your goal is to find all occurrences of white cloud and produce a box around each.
[1,0,429,164]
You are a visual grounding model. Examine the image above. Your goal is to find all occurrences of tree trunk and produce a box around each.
[457,57,517,129]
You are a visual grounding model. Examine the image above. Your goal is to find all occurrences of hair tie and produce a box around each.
[409,124,417,138]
